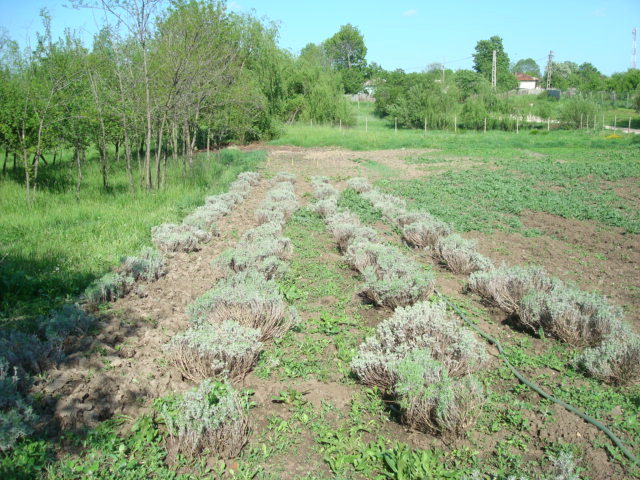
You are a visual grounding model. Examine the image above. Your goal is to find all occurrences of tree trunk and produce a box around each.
[142,44,153,191]
[75,147,83,201]
[2,148,7,175]
[13,152,17,171]
[155,115,167,189]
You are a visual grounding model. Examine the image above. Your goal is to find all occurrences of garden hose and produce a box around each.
[435,290,640,470]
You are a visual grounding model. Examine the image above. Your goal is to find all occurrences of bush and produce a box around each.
[346,240,435,307]
[229,179,252,195]
[151,223,211,252]
[395,350,484,437]
[519,286,625,346]
[273,172,296,184]
[188,271,293,341]
[237,171,260,186]
[351,301,487,390]
[362,190,407,222]
[265,183,296,204]
[403,218,452,249]
[40,303,95,354]
[214,237,292,280]
[313,182,339,200]
[310,176,329,185]
[83,272,134,305]
[396,212,432,227]
[0,331,51,374]
[158,379,250,458]
[239,222,283,244]
[255,207,286,225]
[434,234,493,274]
[576,333,640,385]
[346,177,372,193]
[121,247,165,282]
[331,223,378,252]
[312,198,338,218]
[468,265,557,315]
[0,358,36,452]
[165,321,262,381]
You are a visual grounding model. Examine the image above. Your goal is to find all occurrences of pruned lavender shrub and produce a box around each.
[311,176,329,185]
[0,331,51,373]
[350,301,487,389]
[159,379,250,459]
[273,172,296,184]
[362,189,407,222]
[240,222,283,244]
[214,237,292,279]
[165,321,262,381]
[312,198,338,218]
[121,247,165,282]
[396,212,432,227]
[332,224,378,252]
[402,217,452,248]
[0,357,37,452]
[346,177,372,193]
[84,272,134,305]
[394,349,484,438]
[345,239,435,307]
[188,270,292,341]
[326,211,360,235]
[519,286,625,346]
[229,179,252,195]
[313,183,339,200]
[255,207,285,225]
[182,208,220,233]
[576,333,640,385]
[237,171,260,186]
[40,303,95,354]
[266,184,296,204]
[151,223,211,252]
[468,265,557,315]
[434,234,493,274]
[212,192,244,209]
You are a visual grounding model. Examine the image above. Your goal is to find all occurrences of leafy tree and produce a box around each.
[472,35,517,91]
[323,24,367,94]
[511,58,541,77]
[454,69,490,101]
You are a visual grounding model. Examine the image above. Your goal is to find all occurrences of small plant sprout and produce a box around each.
[158,379,250,458]
[434,234,493,274]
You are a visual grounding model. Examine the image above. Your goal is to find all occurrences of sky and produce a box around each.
[1,0,639,75]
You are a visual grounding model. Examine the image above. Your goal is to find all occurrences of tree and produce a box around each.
[472,35,517,91]
[323,24,367,94]
[511,58,541,78]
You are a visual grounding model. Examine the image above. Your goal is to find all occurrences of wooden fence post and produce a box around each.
[484,117,487,133]
[454,115,457,133]
[395,117,397,134]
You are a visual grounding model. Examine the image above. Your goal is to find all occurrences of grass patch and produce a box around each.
[337,188,382,224]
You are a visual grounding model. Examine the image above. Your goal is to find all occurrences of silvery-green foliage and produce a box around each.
[159,379,250,458]
[217,192,245,207]
[40,303,95,354]
[519,286,625,346]
[0,331,51,373]
[188,270,290,341]
[311,176,329,185]
[151,223,211,252]
[313,182,338,200]
[331,223,378,251]
[403,217,452,248]
[165,321,262,381]
[0,358,36,452]
[394,350,484,437]
[204,196,234,214]
[326,211,360,234]
[548,451,581,480]
[121,247,165,282]
[83,272,134,305]
[255,207,286,225]
[468,265,557,315]
[273,172,296,183]
[345,239,435,307]
[351,301,487,389]
[396,212,433,227]
[237,171,260,186]
[346,177,372,193]
[576,333,640,385]
[266,183,296,204]
[435,234,493,274]
[312,198,338,218]
[240,222,283,244]
[229,179,252,195]
[214,237,292,280]
[362,189,407,221]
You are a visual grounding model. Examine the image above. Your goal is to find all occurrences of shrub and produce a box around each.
[229,179,252,195]
[240,222,283,244]
[326,211,360,234]
[312,198,338,218]
[0,358,36,452]
[519,286,625,346]
[345,240,435,307]
[273,172,296,184]
[395,350,484,437]
[159,379,250,458]
[40,303,95,354]
[165,321,262,381]
[350,301,487,389]
[83,272,134,305]
[362,190,407,222]
[237,171,260,185]
[121,247,165,282]
[313,183,339,200]
[265,184,296,204]
[0,332,51,374]
[576,333,640,385]
[151,223,211,252]
[346,177,372,193]
[214,237,292,279]
[403,218,452,249]
[467,265,557,315]
[188,271,293,341]
[434,234,493,274]
[310,176,329,185]
[255,208,285,225]
[331,223,378,252]
[396,212,432,227]
[182,208,221,233]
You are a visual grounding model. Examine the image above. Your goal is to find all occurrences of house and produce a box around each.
[516,73,539,90]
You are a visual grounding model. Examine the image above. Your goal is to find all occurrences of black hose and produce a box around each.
[435,290,640,470]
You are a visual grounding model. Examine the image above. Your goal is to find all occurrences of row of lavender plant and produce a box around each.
[159,172,300,459]
[311,176,489,438]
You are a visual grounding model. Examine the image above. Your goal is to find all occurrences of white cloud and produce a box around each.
[403,9,417,17]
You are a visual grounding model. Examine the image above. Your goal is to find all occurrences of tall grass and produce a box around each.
[0,149,265,325]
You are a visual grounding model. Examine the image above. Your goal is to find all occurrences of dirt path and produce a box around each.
[37,179,275,430]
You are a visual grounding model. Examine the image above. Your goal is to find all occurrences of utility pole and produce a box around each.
[632,27,637,70]
[441,58,445,83]
[546,50,554,89]
[491,50,497,89]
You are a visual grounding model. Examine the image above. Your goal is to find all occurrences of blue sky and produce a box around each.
[1,0,639,75]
